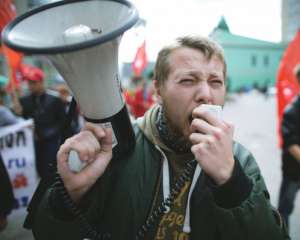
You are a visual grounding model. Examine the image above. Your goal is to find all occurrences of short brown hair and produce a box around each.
[153,35,227,85]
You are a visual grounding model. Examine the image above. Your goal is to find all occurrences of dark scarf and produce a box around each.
[155,106,191,154]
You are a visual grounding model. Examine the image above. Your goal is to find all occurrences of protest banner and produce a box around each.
[0,119,38,217]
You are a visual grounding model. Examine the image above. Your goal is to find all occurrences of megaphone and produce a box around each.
[2,0,139,161]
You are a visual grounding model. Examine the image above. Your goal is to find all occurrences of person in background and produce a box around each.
[0,83,22,126]
[13,66,66,182]
[124,75,154,118]
[55,83,81,137]
[0,82,17,232]
[278,63,300,231]
[0,153,15,232]
[32,35,289,240]
[0,79,21,231]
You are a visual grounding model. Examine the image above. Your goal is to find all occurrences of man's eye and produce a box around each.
[210,80,223,87]
[180,79,194,84]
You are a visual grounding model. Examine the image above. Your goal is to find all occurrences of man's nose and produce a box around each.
[194,82,212,104]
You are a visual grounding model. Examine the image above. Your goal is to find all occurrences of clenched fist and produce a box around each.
[57,122,113,203]
[189,105,235,185]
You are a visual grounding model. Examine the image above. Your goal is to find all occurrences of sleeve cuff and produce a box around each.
[48,181,93,222]
[207,160,253,209]
[48,187,74,221]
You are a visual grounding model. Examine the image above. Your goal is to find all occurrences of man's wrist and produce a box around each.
[206,160,253,209]
[213,158,235,185]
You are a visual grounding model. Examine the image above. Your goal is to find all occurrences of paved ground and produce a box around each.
[1,91,299,239]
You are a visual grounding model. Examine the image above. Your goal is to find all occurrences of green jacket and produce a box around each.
[32,115,289,240]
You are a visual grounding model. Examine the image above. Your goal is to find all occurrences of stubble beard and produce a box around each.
[157,105,192,153]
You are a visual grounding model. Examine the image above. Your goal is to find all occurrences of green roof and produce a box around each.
[211,17,285,49]
[215,16,230,32]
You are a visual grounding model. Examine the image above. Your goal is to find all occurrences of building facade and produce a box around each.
[210,17,286,92]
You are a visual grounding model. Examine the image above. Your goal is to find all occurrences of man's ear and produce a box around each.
[153,80,162,104]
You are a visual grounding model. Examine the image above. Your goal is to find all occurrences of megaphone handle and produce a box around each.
[68,150,87,172]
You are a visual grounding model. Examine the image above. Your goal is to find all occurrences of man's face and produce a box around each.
[154,47,226,140]
[27,80,44,95]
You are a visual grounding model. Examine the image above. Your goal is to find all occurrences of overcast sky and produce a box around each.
[119,0,282,62]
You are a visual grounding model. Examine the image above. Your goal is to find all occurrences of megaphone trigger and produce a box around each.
[97,122,118,148]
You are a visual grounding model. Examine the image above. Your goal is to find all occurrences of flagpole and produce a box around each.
[8,66,22,115]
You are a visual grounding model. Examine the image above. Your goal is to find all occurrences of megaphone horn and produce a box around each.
[2,0,139,160]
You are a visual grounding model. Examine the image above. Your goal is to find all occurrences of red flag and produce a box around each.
[0,0,17,34]
[0,0,16,55]
[132,41,147,76]
[0,1,23,92]
[3,45,23,92]
[276,30,300,147]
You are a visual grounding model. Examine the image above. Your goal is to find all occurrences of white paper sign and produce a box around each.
[0,119,38,216]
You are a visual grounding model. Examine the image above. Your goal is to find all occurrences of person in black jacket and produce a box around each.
[0,87,18,231]
[278,63,300,230]
[31,35,289,240]
[0,153,15,232]
[13,66,66,182]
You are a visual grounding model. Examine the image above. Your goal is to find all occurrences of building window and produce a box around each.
[251,55,257,67]
[264,55,269,66]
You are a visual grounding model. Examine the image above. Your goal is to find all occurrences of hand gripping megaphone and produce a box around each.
[2,0,139,166]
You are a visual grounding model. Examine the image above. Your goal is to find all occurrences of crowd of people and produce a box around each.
[0,66,83,233]
[0,35,299,240]
[124,75,155,119]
